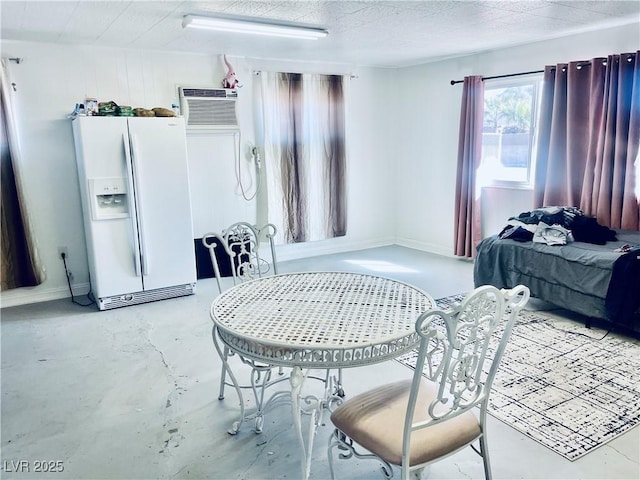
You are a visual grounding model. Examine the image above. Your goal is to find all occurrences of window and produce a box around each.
[479,77,542,187]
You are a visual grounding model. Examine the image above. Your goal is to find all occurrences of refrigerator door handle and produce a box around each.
[129,133,149,276]
[123,132,142,277]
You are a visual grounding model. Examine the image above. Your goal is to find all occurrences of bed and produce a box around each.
[474,227,640,335]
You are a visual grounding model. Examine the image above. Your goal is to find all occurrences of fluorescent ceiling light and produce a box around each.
[182,15,328,40]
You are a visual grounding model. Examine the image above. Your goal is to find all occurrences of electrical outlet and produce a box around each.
[58,246,69,260]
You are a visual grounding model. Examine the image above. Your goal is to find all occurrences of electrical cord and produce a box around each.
[234,131,261,201]
[61,252,95,307]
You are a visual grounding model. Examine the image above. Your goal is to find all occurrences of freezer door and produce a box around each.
[127,117,196,291]
[72,117,143,298]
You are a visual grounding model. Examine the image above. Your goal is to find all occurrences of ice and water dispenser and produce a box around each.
[88,177,129,220]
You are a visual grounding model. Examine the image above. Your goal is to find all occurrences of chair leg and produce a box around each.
[328,428,394,480]
[479,435,492,480]
[327,430,338,480]
[218,344,230,400]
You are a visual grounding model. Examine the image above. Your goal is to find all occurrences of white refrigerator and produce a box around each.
[72,116,196,310]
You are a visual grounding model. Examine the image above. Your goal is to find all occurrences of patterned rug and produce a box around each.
[395,294,640,461]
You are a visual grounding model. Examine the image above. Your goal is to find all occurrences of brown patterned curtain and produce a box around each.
[535,51,640,230]
[323,75,347,238]
[261,72,347,244]
[1,58,45,289]
[454,76,484,257]
[278,73,306,242]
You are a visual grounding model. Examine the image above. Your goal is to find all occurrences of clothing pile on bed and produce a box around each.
[498,206,617,246]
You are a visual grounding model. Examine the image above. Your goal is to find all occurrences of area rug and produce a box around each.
[395,294,640,461]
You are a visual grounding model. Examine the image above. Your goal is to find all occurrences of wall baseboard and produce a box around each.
[394,237,456,259]
[274,236,395,262]
[1,283,92,309]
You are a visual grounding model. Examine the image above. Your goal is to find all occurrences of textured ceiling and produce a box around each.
[1,1,638,67]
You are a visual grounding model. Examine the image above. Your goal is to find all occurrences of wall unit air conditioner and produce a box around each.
[178,87,239,131]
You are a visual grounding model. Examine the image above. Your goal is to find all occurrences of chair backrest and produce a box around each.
[402,285,530,461]
[202,222,278,294]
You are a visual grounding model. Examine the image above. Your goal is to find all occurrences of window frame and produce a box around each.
[480,74,543,189]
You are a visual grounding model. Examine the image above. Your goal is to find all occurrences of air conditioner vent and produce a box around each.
[187,101,237,126]
[178,87,238,131]
[181,88,238,99]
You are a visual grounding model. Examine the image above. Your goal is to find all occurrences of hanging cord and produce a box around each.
[61,253,95,307]
[234,131,261,201]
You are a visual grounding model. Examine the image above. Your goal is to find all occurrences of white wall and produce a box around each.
[394,22,639,256]
[1,22,637,307]
[0,41,396,307]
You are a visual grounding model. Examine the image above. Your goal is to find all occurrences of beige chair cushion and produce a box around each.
[330,379,481,466]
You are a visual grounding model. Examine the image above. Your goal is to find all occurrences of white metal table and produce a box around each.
[210,271,435,479]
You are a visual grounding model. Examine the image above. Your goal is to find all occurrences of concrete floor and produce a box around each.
[1,245,638,479]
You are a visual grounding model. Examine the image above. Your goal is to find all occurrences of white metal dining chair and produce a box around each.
[202,222,278,296]
[327,284,530,480]
[202,222,280,405]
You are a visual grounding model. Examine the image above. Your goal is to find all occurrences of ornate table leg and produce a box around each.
[290,367,349,479]
[290,367,321,480]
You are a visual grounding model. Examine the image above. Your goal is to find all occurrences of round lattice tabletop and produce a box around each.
[211,271,435,368]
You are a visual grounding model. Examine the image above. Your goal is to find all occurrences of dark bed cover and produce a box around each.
[474,230,640,331]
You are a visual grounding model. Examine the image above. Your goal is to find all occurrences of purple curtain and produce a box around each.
[454,76,484,257]
[534,51,640,230]
[1,59,45,290]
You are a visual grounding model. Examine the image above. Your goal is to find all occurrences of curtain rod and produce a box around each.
[450,57,619,85]
[253,69,358,79]
[450,69,543,85]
